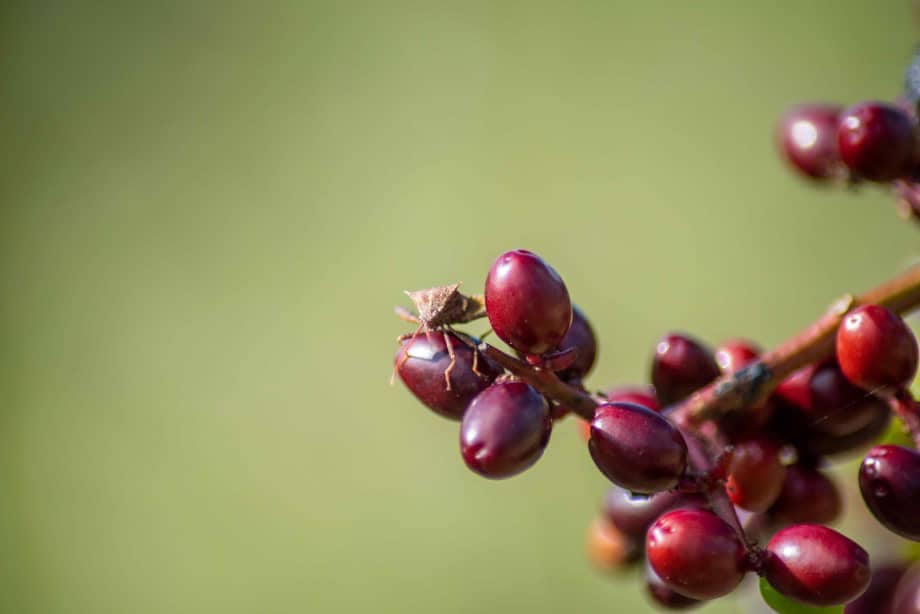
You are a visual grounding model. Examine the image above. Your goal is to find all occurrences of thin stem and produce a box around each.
[459,335,597,421]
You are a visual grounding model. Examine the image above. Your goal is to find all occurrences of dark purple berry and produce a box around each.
[589,402,688,494]
[485,249,572,356]
[603,486,707,541]
[651,333,720,406]
[459,381,551,479]
[844,562,908,614]
[837,304,919,392]
[778,104,843,180]
[837,102,916,182]
[769,464,841,526]
[725,436,786,512]
[765,524,870,606]
[859,445,920,540]
[645,561,703,610]
[395,332,501,420]
[646,509,746,600]
[554,305,597,381]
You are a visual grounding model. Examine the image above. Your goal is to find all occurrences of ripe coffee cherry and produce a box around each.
[806,401,890,457]
[764,524,870,606]
[589,402,688,494]
[554,305,597,381]
[859,445,920,540]
[460,381,552,479]
[836,304,919,392]
[603,486,707,541]
[645,561,702,611]
[585,515,638,572]
[651,333,720,406]
[769,464,841,526]
[485,249,572,356]
[775,362,890,438]
[714,339,760,374]
[395,332,501,420]
[646,509,746,600]
[837,102,916,181]
[808,362,891,437]
[725,436,786,512]
[778,104,843,180]
[844,562,908,614]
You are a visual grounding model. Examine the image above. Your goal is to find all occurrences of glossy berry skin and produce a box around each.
[714,339,760,374]
[844,562,907,614]
[769,464,841,526]
[589,402,688,494]
[859,445,920,540]
[764,524,870,606]
[645,562,702,611]
[603,486,707,541]
[646,509,746,600]
[460,381,551,479]
[725,436,786,512]
[651,333,720,406]
[837,102,916,182]
[554,305,597,381]
[778,104,843,180]
[836,304,919,392]
[485,250,572,356]
[395,332,501,420]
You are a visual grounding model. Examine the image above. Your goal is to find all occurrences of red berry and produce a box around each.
[651,333,720,406]
[554,305,597,381]
[836,304,919,392]
[603,486,707,541]
[859,445,920,540]
[459,381,552,479]
[808,362,891,437]
[778,104,843,180]
[589,402,688,494]
[837,102,916,181]
[769,464,841,526]
[725,436,786,512]
[764,524,870,606]
[485,249,572,356]
[714,339,761,374]
[395,332,501,420]
[646,509,746,600]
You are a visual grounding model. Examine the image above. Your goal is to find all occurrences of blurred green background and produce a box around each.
[1,2,918,613]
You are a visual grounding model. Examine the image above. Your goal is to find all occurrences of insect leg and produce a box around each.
[442,329,456,391]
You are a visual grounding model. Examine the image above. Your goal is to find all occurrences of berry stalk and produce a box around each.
[671,263,920,426]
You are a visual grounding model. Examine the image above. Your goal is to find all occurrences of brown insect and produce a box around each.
[392,283,489,390]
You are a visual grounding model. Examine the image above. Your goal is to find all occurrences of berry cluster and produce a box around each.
[392,56,920,613]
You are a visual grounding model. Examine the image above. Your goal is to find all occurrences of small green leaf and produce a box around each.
[759,577,844,614]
